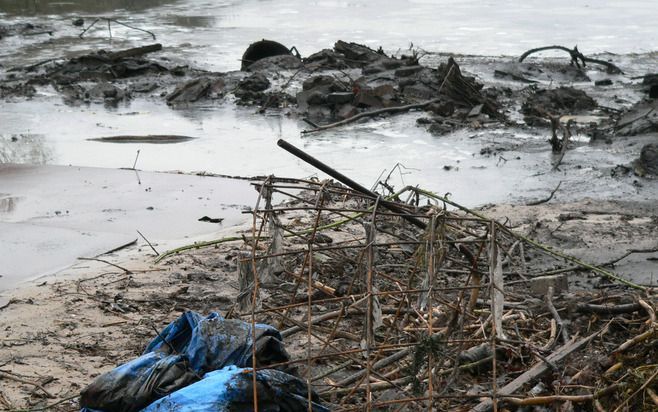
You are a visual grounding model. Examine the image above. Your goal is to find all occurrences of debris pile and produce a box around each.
[522,86,597,126]
[1,43,197,104]
[153,142,657,411]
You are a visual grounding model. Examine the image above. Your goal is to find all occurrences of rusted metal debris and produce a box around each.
[210,143,657,411]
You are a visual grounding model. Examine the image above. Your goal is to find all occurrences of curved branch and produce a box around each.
[519,45,623,74]
[301,98,439,134]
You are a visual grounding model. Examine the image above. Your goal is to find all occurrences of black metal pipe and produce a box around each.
[277,139,426,228]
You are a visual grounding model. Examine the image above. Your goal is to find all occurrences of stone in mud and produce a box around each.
[394,65,424,77]
[427,122,454,136]
[86,83,124,99]
[336,104,358,120]
[303,49,349,70]
[363,58,404,75]
[402,83,434,100]
[333,40,385,68]
[166,77,227,104]
[595,79,613,86]
[633,143,658,177]
[0,82,36,99]
[326,92,354,104]
[522,86,597,124]
[296,89,326,109]
[166,78,208,104]
[307,105,332,121]
[130,81,160,94]
[353,84,398,108]
[302,75,342,91]
[427,101,455,117]
[237,72,270,92]
[297,75,348,116]
[353,88,382,107]
[245,55,303,72]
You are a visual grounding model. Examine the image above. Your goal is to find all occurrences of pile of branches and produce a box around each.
[152,141,656,411]
[222,175,656,411]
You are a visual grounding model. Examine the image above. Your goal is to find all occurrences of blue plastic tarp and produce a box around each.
[143,366,330,412]
[79,311,314,412]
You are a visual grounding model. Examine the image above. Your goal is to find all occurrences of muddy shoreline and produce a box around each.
[1,188,656,410]
[1,3,658,409]
[1,40,657,207]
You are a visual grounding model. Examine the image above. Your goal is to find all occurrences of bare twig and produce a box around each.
[526,181,562,206]
[545,286,569,344]
[0,371,54,399]
[502,383,623,406]
[79,18,156,40]
[77,257,133,275]
[5,394,79,412]
[552,120,573,170]
[137,229,160,256]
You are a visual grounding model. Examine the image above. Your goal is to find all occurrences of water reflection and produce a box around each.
[0,134,53,164]
[0,0,180,16]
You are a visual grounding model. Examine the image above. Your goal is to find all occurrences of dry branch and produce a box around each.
[502,382,623,406]
[0,371,54,399]
[519,45,623,74]
[470,329,604,412]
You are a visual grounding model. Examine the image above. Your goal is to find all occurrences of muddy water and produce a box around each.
[2,0,657,197]
[1,0,656,205]
[1,1,657,288]
[0,163,257,291]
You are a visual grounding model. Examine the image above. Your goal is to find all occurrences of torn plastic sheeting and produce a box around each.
[79,352,196,412]
[80,311,292,412]
[143,311,290,371]
[143,365,330,412]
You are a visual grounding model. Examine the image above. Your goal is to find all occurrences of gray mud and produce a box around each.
[0,164,256,290]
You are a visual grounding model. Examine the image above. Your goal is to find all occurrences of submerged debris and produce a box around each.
[522,86,597,126]
[616,99,658,136]
[87,135,197,144]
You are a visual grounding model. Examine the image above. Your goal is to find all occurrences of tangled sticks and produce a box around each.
[519,45,623,74]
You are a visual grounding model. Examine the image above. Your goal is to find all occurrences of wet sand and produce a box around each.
[0,195,655,409]
[0,164,256,292]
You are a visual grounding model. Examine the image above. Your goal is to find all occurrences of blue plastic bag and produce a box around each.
[144,366,329,412]
[80,311,294,412]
